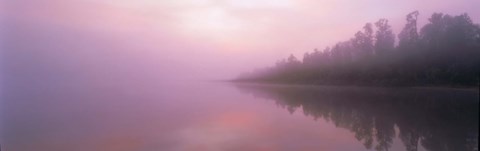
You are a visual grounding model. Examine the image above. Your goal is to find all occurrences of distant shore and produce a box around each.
[229,79,479,91]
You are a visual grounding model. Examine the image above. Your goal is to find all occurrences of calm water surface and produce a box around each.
[1,82,478,151]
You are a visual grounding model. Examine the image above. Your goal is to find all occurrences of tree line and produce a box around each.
[236,11,480,86]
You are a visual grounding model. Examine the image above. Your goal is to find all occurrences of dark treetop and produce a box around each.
[236,11,480,86]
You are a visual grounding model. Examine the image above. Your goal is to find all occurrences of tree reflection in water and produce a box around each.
[235,84,479,151]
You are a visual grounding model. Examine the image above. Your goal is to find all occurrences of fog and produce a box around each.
[2,0,480,83]
[1,1,479,150]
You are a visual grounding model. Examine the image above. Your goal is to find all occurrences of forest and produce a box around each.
[235,11,480,86]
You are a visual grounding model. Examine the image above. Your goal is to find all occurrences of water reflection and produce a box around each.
[234,84,479,151]
[2,82,478,151]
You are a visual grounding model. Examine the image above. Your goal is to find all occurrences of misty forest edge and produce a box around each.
[235,11,480,87]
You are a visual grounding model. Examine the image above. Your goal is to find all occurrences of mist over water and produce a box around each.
[1,0,480,151]
[2,78,478,151]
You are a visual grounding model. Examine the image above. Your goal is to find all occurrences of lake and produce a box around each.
[1,81,478,151]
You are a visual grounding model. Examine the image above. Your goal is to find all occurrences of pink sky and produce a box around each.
[3,0,480,80]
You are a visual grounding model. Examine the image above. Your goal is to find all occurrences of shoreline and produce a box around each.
[228,80,479,91]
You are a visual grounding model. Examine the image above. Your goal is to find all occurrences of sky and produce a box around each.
[2,0,480,81]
